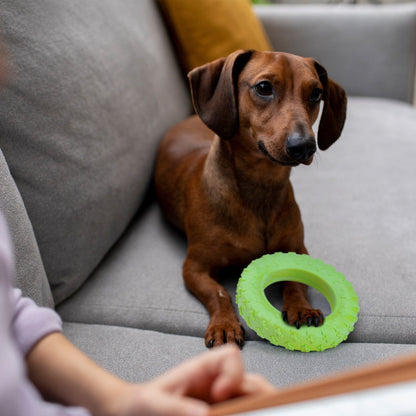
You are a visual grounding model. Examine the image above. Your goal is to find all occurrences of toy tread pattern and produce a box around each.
[236,252,360,352]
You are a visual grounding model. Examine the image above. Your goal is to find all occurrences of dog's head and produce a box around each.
[188,50,347,166]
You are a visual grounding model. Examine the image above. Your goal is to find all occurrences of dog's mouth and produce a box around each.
[258,140,300,167]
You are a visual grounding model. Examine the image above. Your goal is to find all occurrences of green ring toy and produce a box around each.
[236,252,359,352]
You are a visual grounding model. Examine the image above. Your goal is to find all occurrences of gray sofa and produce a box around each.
[1,0,416,390]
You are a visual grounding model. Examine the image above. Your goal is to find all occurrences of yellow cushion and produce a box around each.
[157,0,272,73]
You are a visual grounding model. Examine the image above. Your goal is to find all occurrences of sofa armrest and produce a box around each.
[255,4,416,103]
[0,148,54,307]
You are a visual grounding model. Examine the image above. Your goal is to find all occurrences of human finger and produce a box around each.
[152,344,244,402]
[238,373,276,396]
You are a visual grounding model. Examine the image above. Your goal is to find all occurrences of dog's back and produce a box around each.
[155,115,213,231]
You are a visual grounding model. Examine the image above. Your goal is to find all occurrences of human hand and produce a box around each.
[25,330,273,416]
[111,344,275,416]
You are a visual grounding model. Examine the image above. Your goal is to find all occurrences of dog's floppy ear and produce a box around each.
[314,61,347,150]
[188,49,253,140]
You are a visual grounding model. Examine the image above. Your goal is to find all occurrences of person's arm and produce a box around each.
[0,213,89,416]
[26,332,127,416]
[26,333,275,416]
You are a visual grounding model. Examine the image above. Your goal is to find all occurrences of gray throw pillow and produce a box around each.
[0,0,190,303]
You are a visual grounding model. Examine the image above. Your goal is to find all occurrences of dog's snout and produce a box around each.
[286,133,317,162]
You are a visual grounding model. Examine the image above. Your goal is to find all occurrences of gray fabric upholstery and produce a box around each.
[292,97,416,343]
[63,322,416,387]
[0,0,190,304]
[255,3,416,103]
[0,149,53,307]
[58,97,416,345]
[1,0,415,396]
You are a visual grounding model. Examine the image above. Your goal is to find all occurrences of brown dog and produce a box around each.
[155,50,347,348]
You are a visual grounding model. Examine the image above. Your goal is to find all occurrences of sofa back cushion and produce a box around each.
[256,4,416,103]
[0,0,190,303]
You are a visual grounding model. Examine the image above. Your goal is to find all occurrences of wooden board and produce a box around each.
[211,352,416,416]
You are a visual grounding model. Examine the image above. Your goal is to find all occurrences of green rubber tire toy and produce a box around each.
[236,252,359,352]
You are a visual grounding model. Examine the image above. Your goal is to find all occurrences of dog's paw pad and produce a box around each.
[205,321,245,349]
[282,307,324,329]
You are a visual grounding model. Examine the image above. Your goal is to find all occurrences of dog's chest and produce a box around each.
[210,206,295,267]
[198,167,303,267]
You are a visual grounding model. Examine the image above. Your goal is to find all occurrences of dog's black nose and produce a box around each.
[286,133,317,162]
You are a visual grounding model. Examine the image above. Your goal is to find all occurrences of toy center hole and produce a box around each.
[264,282,332,317]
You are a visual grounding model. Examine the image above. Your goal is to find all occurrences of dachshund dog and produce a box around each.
[155,50,347,348]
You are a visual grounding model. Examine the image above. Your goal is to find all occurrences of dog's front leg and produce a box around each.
[183,256,245,348]
[280,246,324,329]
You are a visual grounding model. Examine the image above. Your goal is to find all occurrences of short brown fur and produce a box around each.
[155,50,347,348]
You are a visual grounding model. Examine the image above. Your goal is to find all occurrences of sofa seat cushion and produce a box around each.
[0,0,190,304]
[63,322,416,387]
[58,97,416,346]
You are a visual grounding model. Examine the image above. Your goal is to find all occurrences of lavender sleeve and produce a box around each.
[11,288,62,356]
[0,213,91,416]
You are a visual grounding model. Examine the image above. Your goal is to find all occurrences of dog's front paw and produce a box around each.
[205,317,245,349]
[282,307,324,329]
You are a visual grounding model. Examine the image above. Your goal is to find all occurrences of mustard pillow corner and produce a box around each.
[157,0,272,73]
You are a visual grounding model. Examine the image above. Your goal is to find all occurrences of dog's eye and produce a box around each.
[254,81,274,98]
[310,88,323,103]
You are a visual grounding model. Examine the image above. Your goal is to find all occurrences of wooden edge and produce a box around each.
[210,352,416,416]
